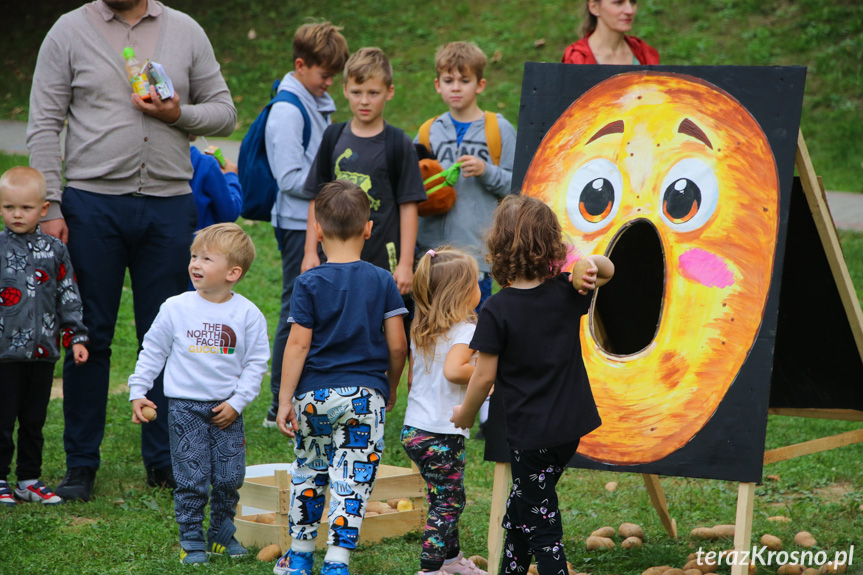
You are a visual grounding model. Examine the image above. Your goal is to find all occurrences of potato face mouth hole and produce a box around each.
[591,219,665,356]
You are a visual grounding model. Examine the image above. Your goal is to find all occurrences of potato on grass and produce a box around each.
[761,534,783,551]
[802,569,819,575]
[257,544,282,562]
[777,565,805,575]
[793,532,817,548]
[818,563,847,575]
[663,569,686,575]
[690,527,717,540]
[712,524,735,538]
[685,569,703,575]
[621,536,643,549]
[619,522,645,539]
[585,536,615,550]
[768,516,792,523]
[684,558,716,573]
[591,526,616,538]
[469,556,488,569]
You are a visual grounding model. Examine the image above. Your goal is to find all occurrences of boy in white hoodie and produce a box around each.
[129,223,269,565]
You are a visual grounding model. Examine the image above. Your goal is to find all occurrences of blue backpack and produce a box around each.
[237,80,311,221]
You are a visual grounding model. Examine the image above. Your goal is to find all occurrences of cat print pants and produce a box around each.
[289,387,386,550]
[500,440,580,575]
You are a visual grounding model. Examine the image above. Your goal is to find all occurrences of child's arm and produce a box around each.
[442,344,475,385]
[55,243,89,364]
[393,202,418,295]
[383,315,408,412]
[302,200,321,272]
[571,255,615,294]
[451,351,497,429]
[277,323,312,438]
[213,310,270,430]
[128,306,173,424]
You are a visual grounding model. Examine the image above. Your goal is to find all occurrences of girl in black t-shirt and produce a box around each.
[452,195,614,575]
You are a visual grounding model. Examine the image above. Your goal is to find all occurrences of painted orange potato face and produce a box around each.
[523,72,779,465]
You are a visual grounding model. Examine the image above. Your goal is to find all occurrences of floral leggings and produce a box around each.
[401,426,466,572]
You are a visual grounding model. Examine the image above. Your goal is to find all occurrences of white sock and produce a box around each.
[324,545,351,566]
[292,539,316,554]
[18,479,38,489]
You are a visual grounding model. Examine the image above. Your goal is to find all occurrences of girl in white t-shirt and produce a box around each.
[401,247,487,575]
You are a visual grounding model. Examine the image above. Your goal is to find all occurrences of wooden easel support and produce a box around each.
[488,462,510,574]
[641,474,677,538]
[731,482,756,575]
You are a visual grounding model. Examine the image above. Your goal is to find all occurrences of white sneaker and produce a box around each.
[15,480,63,505]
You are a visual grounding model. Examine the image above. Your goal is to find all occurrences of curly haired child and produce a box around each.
[452,195,614,575]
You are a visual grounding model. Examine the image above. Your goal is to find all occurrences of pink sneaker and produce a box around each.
[441,553,487,575]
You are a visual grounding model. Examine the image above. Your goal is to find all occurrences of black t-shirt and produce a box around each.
[304,124,426,271]
[470,273,602,450]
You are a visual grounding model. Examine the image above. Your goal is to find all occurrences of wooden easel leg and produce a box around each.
[488,462,511,574]
[730,482,756,575]
[641,474,677,538]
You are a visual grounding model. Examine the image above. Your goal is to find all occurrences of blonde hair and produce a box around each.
[411,247,478,367]
[191,223,256,280]
[435,41,487,81]
[486,195,567,287]
[293,20,350,74]
[0,166,47,203]
[345,47,393,87]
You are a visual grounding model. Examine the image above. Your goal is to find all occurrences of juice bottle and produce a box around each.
[123,47,151,101]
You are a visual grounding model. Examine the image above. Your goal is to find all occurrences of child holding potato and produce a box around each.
[128,223,269,565]
[451,195,614,575]
[401,247,488,575]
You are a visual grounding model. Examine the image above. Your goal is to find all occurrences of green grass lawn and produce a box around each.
[3,0,863,191]
[1,144,862,573]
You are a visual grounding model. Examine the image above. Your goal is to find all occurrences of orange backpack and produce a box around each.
[416,112,502,217]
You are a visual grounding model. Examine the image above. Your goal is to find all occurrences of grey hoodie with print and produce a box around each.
[0,228,88,363]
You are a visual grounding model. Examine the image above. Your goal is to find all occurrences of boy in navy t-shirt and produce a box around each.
[274,180,408,575]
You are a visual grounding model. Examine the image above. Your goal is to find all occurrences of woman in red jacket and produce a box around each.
[562,0,659,65]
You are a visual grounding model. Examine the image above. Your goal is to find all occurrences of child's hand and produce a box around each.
[211,402,238,429]
[72,343,88,365]
[572,256,599,295]
[451,404,474,430]
[277,403,299,438]
[221,157,238,175]
[392,263,413,295]
[386,387,398,412]
[301,252,320,273]
[131,398,157,425]
[456,155,486,178]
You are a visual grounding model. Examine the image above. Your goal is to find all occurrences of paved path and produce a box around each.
[2,120,861,231]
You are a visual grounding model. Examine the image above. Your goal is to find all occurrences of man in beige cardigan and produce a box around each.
[27,0,237,502]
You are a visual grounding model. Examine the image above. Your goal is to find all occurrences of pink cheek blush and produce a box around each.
[678,248,735,288]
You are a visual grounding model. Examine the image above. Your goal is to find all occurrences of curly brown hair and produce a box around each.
[486,195,568,287]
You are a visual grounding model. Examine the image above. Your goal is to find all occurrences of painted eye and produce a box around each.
[566,159,623,233]
[659,158,718,232]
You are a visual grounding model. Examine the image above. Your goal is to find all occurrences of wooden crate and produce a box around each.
[236,464,426,550]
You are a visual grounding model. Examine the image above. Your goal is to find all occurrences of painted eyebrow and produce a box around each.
[586,120,625,144]
[678,118,713,149]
